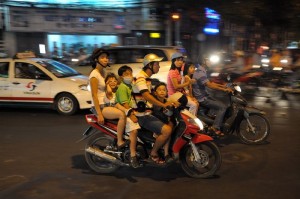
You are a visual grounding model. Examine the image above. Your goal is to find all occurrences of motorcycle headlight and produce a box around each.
[234,85,242,92]
[188,118,204,130]
[209,54,220,64]
[79,84,88,91]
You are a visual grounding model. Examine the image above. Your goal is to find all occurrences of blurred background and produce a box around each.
[0,0,299,58]
[1,0,300,86]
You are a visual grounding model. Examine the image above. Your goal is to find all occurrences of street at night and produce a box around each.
[0,94,299,199]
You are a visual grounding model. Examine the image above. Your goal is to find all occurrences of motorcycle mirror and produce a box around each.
[227,75,231,81]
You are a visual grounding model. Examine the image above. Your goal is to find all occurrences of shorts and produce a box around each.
[137,114,164,135]
[125,117,141,133]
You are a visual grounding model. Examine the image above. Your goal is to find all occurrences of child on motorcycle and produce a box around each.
[152,82,176,163]
[115,65,141,168]
[104,72,141,168]
[182,62,199,113]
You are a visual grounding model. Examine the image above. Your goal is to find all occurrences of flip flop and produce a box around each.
[117,140,130,150]
[147,155,165,165]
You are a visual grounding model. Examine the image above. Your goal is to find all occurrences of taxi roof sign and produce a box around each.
[15,51,36,59]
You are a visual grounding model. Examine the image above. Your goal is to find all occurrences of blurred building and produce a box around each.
[1,1,299,60]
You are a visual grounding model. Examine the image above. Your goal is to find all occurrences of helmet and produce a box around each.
[171,52,184,61]
[91,48,109,61]
[143,53,163,66]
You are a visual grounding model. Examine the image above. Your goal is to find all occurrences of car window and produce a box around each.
[108,48,168,64]
[38,60,81,78]
[15,62,51,80]
[0,62,9,78]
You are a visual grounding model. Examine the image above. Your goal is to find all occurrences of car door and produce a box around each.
[11,61,53,103]
[0,61,11,101]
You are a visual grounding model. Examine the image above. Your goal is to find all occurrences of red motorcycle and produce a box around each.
[78,108,222,178]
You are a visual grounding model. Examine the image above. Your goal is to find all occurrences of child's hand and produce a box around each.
[190,78,196,84]
[97,114,105,124]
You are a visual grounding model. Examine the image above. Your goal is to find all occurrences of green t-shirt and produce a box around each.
[116,82,133,107]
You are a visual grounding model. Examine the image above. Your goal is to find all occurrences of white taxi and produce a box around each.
[0,52,91,115]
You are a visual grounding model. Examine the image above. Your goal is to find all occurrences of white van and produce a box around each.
[74,45,187,82]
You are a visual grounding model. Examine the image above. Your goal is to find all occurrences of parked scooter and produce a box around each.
[198,75,270,145]
[78,107,222,178]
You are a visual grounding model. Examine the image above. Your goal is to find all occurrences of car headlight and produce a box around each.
[79,84,88,91]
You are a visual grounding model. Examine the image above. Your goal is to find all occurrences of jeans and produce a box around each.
[201,97,227,130]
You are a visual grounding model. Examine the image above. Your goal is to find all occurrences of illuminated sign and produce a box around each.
[150,32,161,38]
[203,7,220,35]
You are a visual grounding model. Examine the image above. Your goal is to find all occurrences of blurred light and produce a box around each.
[39,44,46,54]
[273,67,283,71]
[204,28,219,34]
[171,13,180,20]
[210,72,220,77]
[209,54,220,64]
[72,58,79,62]
[252,65,261,68]
[150,32,160,38]
[261,45,269,50]
[261,58,270,63]
[280,59,288,64]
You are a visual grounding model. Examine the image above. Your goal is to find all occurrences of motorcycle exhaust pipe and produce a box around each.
[85,146,128,166]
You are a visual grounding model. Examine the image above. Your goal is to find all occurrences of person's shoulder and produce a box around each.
[117,82,129,89]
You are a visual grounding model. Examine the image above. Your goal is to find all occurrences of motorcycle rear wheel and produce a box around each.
[85,134,120,173]
[180,141,222,178]
[238,113,270,144]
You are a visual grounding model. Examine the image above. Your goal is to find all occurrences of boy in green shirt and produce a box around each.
[116,65,141,168]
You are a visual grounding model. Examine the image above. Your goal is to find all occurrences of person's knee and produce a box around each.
[161,124,172,137]
[118,110,126,120]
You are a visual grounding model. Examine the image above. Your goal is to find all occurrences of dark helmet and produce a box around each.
[91,48,110,68]
[91,48,109,61]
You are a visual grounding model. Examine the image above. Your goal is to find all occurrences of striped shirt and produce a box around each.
[131,70,153,114]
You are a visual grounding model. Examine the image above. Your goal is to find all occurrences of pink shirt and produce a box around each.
[167,69,182,95]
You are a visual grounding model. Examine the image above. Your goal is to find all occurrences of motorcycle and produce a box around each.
[209,69,264,94]
[78,107,222,178]
[198,75,271,145]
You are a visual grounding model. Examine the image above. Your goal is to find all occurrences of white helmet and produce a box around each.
[143,53,163,66]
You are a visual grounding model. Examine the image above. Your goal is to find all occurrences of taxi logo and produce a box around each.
[26,82,37,91]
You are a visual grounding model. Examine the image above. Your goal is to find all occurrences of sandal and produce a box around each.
[209,127,225,137]
[214,130,225,137]
[147,155,165,165]
[117,140,130,150]
[164,155,174,164]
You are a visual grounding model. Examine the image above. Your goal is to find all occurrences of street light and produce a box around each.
[171,13,181,46]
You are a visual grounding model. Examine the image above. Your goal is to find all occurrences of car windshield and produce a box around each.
[37,60,81,77]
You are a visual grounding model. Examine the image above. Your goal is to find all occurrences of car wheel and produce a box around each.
[54,93,79,115]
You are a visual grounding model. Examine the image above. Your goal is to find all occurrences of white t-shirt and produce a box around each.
[89,69,106,105]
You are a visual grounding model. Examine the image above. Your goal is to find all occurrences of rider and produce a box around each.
[192,58,233,137]
[131,53,178,164]
[89,48,127,149]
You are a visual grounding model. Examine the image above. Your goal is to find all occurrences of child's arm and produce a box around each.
[105,84,113,100]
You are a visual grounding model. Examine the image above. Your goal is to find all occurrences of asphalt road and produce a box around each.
[0,93,300,199]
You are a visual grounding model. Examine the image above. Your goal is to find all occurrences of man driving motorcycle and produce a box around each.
[192,58,233,136]
[131,53,178,164]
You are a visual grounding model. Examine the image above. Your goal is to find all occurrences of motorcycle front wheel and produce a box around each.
[85,134,120,174]
[180,141,222,178]
[238,113,270,144]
